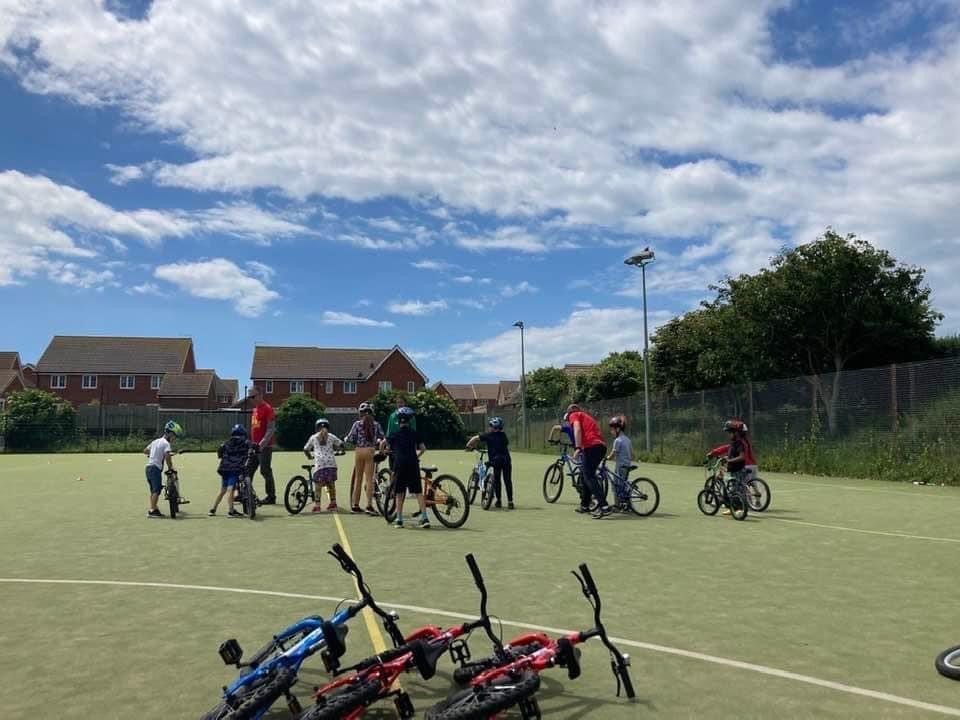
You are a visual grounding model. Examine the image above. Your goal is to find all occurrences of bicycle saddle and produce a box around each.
[628,464,638,471]
[411,639,447,681]
[421,465,438,473]
[301,465,313,471]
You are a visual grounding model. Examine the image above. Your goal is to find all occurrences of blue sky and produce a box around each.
[2,1,959,387]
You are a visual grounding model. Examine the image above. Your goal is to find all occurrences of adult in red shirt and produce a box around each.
[566,404,612,517]
[248,386,277,504]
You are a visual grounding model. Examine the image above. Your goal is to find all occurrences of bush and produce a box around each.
[371,388,465,449]
[275,395,327,449]
[1,389,77,451]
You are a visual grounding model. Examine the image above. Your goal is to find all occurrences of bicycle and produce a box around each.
[295,553,505,719]
[202,543,404,720]
[382,462,470,529]
[599,461,660,516]
[466,447,496,510]
[542,440,608,507]
[163,467,190,519]
[936,644,960,680]
[284,450,347,514]
[704,456,771,512]
[698,466,749,521]
[426,563,635,719]
[233,448,260,520]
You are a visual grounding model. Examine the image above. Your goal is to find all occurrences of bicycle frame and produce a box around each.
[472,449,489,491]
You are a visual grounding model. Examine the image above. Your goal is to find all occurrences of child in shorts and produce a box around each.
[143,420,181,518]
[211,424,252,517]
[304,418,343,512]
[381,406,428,528]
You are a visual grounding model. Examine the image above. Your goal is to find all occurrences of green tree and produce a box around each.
[275,395,327,449]
[579,351,646,401]
[371,389,414,428]
[524,367,570,408]
[371,388,465,449]
[1,389,77,450]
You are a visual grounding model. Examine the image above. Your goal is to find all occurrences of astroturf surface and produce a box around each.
[1,450,959,719]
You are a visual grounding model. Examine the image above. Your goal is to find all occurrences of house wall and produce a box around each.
[159,391,217,411]
[36,373,166,406]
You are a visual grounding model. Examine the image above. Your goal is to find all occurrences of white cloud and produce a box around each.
[478,277,493,285]
[456,227,566,254]
[321,310,394,327]
[105,163,145,185]
[154,258,279,316]
[387,299,448,316]
[503,280,538,297]
[412,259,454,271]
[453,275,473,283]
[245,260,275,281]
[128,282,161,295]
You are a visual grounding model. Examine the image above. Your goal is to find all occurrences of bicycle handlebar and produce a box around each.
[463,553,502,653]
[328,544,405,647]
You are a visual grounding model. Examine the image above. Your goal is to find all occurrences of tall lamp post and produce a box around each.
[624,248,655,453]
[513,321,527,449]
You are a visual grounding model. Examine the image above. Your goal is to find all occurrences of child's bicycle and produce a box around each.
[698,467,749,521]
[382,462,470,528]
[703,456,771,512]
[466,447,496,509]
[936,644,960,680]
[163,467,190,518]
[202,543,404,720]
[284,450,346,514]
[542,440,608,506]
[426,563,635,719]
[598,461,660,516]
[234,448,260,520]
[295,553,505,719]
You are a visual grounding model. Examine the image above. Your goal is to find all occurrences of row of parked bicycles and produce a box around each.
[202,544,635,719]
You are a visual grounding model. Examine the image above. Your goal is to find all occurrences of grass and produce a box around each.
[1,450,959,719]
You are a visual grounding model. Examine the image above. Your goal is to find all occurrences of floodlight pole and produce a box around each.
[514,321,527,449]
[625,250,655,453]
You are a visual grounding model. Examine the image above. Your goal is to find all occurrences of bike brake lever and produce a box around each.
[571,570,590,600]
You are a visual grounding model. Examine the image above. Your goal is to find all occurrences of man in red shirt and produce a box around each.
[566,404,613,518]
[249,386,277,504]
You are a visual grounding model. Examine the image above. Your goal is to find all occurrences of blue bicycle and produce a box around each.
[202,544,403,720]
[598,461,660,516]
[466,447,496,510]
[542,441,608,506]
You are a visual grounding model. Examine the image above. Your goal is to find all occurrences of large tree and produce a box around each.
[524,367,570,408]
[577,351,646,401]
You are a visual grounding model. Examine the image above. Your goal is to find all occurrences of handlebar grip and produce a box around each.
[465,554,486,592]
[329,544,359,573]
[620,663,636,699]
[578,563,599,597]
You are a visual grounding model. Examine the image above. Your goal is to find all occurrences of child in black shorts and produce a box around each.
[381,406,428,529]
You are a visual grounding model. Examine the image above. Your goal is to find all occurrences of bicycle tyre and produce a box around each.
[936,645,960,680]
[542,463,564,503]
[284,476,310,515]
[297,678,382,719]
[451,642,546,685]
[425,671,540,720]
[697,489,720,516]
[431,474,470,528]
[729,493,749,521]
[224,667,296,720]
[467,470,480,505]
[241,479,256,520]
[746,477,771,512]
[481,474,495,510]
[627,477,660,517]
[201,702,232,720]
[168,482,180,519]
[374,468,392,516]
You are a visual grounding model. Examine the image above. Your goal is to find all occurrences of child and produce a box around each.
[707,420,758,479]
[304,418,343,512]
[381,406,428,529]
[143,420,181,518]
[211,424,252,517]
[466,416,513,509]
[605,415,633,483]
[345,402,385,515]
[547,412,576,446]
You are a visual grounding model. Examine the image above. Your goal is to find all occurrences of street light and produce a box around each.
[513,321,527,449]
[624,248,655,453]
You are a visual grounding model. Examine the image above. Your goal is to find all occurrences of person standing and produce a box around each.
[344,402,384,515]
[466,417,514,509]
[382,406,428,528]
[143,420,181,518]
[248,386,277,504]
[566,404,613,518]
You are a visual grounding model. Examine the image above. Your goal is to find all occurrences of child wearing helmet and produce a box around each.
[547,412,576,446]
[211,424,253,517]
[466,416,514,509]
[605,415,633,483]
[707,420,757,478]
[304,418,344,512]
[381,406,429,528]
[345,402,385,515]
[143,420,182,518]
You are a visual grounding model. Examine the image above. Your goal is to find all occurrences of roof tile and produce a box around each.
[36,336,193,375]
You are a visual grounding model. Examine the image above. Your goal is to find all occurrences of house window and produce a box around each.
[290,380,305,394]
[378,380,392,393]
[81,374,97,389]
[51,375,66,389]
[325,380,334,394]
[120,375,136,390]
[407,381,416,393]
[265,380,273,394]
[151,375,162,390]
[344,381,358,395]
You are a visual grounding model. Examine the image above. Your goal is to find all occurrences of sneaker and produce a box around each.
[312,504,323,513]
[208,508,216,516]
[592,505,614,519]
[575,506,591,514]
[721,508,731,516]
[351,505,364,514]
[260,497,276,506]
[326,502,338,511]
[419,515,431,529]
[228,508,243,517]
[494,501,502,509]
[147,509,164,518]
[508,502,515,509]
[364,506,378,516]
[393,519,404,529]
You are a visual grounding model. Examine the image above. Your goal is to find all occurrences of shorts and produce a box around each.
[392,464,422,495]
[221,474,238,489]
[145,465,163,494]
[313,466,337,486]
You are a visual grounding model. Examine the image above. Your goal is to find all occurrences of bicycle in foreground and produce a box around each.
[163,467,190,518]
[382,461,470,528]
[284,450,347,514]
[936,644,960,680]
[231,447,261,520]
[425,563,635,719]
[466,447,496,509]
[295,553,505,719]
[201,543,403,720]
[541,440,608,507]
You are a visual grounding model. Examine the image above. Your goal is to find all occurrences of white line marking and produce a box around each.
[1,577,958,717]
[767,517,960,544]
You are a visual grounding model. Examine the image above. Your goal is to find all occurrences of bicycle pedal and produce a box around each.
[449,639,471,664]
[394,690,416,718]
[518,695,542,719]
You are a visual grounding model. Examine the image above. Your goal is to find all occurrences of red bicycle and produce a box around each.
[425,564,635,719]
[295,554,505,719]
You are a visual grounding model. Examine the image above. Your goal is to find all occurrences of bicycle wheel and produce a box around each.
[382,482,397,523]
[374,468,392,515]
[627,477,660,517]
[481,474,496,510]
[431,474,470,528]
[227,668,296,720]
[542,463,564,503]
[284,476,310,515]
[936,644,960,680]
[452,641,546,685]
[297,678,382,719]
[425,671,540,720]
[201,702,232,720]
[242,479,256,520]
[167,481,180,519]
[746,478,771,512]
[729,493,749,521]
[697,489,720,516]
[467,470,480,505]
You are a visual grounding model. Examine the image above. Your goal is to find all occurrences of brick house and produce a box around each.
[497,380,520,407]
[34,336,197,407]
[0,352,29,411]
[250,345,428,412]
[433,382,500,413]
[157,371,220,410]
[215,377,240,407]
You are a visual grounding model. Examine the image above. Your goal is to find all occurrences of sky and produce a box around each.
[2,0,960,387]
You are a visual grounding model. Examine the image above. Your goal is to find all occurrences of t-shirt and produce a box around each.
[568,411,604,449]
[146,437,171,469]
[710,440,757,466]
[560,424,575,445]
[345,419,385,448]
[479,431,510,461]
[727,438,746,472]
[387,410,416,437]
[612,434,632,468]
[251,402,275,446]
[218,436,253,476]
[388,426,422,468]
[304,432,343,470]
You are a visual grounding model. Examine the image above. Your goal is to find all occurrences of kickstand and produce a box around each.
[518,695,541,719]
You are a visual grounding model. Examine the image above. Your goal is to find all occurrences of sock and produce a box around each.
[397,512,403,523]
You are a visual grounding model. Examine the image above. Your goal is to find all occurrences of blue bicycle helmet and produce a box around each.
[488,416,504,430]
[397,406,415,421]
[231,424,246,437]
[164,420,183,437]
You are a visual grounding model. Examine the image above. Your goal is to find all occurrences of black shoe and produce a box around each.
[592,505,614,519]
[508,502,515,509]
[574,506,591,514]
[228,509,244,517]
[494,501,502,509]
[147,509,164,518]
[260,497,276,506]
